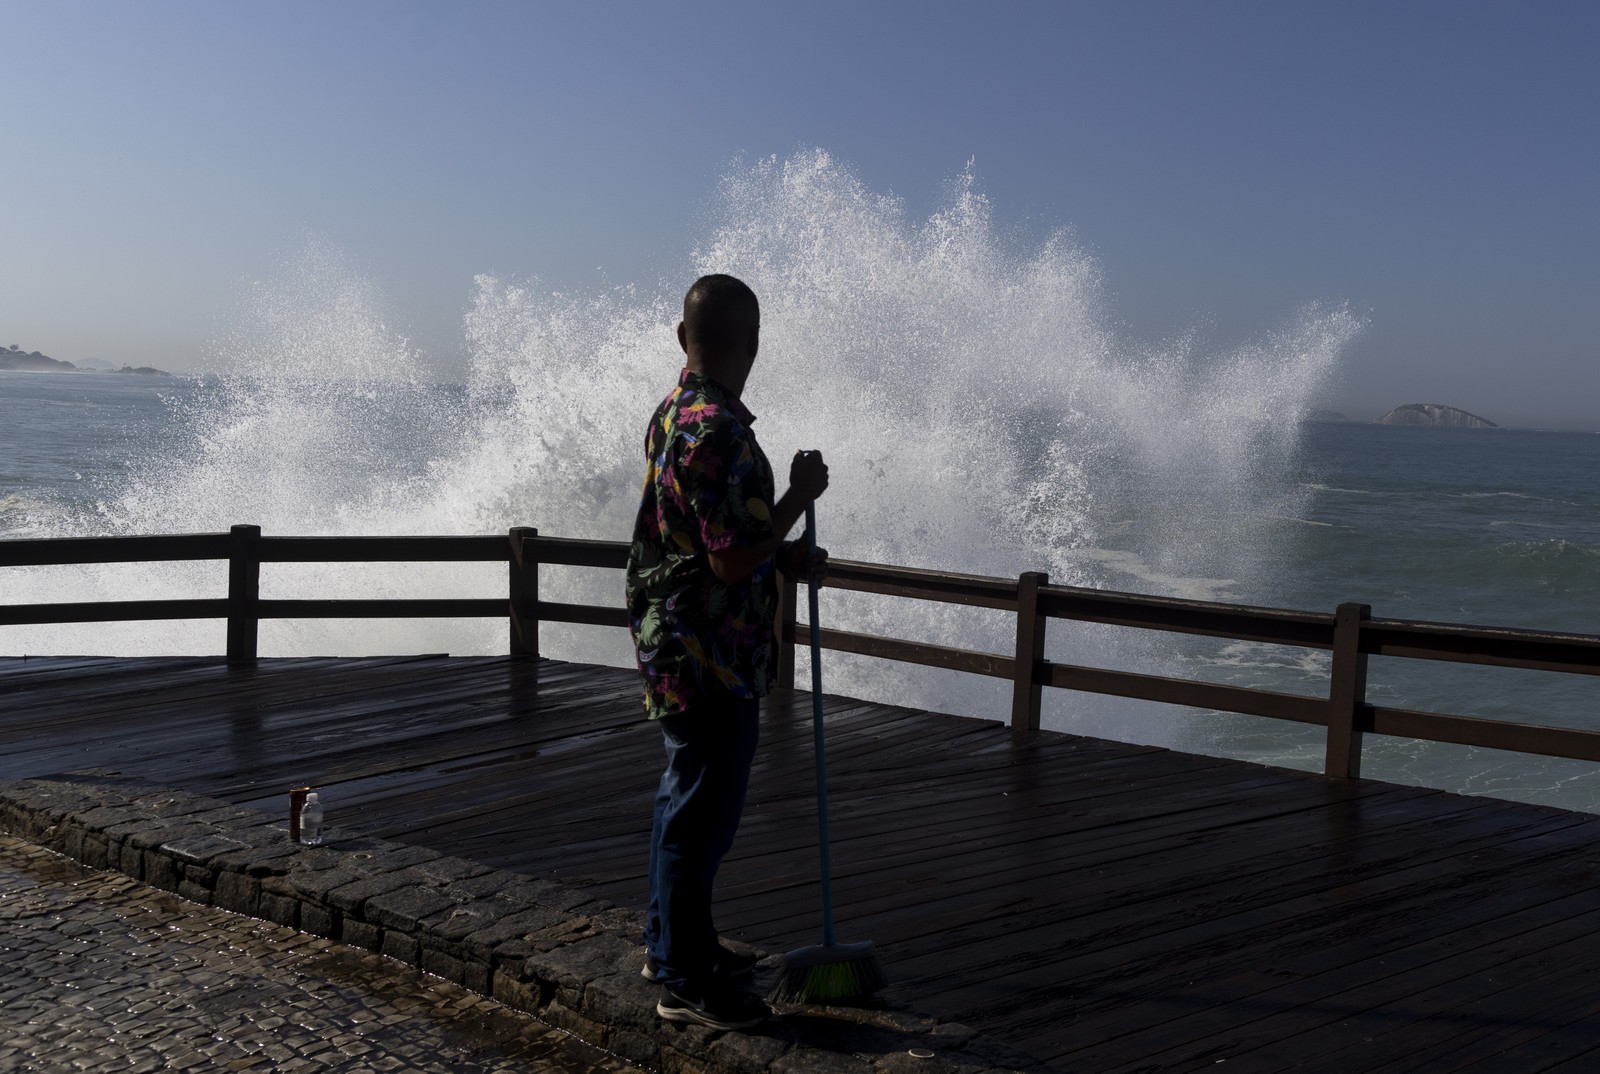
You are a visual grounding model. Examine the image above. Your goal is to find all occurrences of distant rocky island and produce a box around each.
[1376,403,1498,428]
[1,344,169,377]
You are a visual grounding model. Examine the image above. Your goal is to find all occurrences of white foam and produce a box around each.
[2,151,1364,743]
[1068,548,1240,603]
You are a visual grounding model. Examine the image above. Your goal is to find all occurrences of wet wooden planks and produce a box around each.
[4,654,1600,1073]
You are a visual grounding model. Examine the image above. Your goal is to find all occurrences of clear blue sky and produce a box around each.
[4,0,1596,427]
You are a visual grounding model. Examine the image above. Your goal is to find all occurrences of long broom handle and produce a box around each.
[804,502,837,948]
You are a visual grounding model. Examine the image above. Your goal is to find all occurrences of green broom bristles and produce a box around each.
[772,940,888,1005]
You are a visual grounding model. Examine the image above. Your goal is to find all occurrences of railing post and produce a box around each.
[509,527,539,658]
[1011,571,1048,735]
[226,524,261,664]
[776,567,800,689]
[1324,601,1371,777]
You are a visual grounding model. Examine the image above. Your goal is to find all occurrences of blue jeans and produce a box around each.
[644,696,761,994]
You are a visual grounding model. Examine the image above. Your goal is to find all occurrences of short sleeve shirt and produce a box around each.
[625,369,779,719]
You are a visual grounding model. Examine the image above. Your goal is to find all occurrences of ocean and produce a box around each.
[3,369,1596,814]
[1,152,1595,812]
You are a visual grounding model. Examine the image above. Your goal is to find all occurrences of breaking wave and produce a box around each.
[3,151,1363,742]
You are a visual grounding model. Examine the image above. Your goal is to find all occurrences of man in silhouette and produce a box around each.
[626,273,829,1029]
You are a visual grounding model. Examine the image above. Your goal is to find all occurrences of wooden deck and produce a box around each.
[5,654,1600,1073]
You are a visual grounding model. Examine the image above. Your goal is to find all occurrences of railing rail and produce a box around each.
[0,532,231,566]
[4,526,1598,778]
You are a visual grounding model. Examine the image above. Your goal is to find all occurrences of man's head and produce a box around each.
[679,275,760,391]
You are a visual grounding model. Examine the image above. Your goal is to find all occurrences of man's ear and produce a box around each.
[677,321,689,355]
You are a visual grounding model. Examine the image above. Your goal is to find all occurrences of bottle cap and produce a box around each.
[305,792,320,803]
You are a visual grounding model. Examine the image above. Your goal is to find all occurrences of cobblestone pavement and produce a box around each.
[0,835,641,1074]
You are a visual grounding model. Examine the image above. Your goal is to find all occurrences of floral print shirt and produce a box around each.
[626,368,779,719]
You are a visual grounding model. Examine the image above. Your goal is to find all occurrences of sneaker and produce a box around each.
[657,984,770,1031]
[642,945,760,983]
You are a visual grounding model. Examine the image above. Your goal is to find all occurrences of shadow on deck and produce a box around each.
[4,653,1599,1074]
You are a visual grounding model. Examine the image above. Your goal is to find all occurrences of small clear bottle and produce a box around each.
[299,792,324,846]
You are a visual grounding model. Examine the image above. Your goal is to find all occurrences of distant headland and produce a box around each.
[1302,404,1502,427]
[1,344,170,377]
[1375,403,1498,428]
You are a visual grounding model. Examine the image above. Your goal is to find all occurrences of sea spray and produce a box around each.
[677,151,1359,736]
[0,243,487,657]
[0,150,1363,746]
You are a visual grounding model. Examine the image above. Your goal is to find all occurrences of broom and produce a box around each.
[772,502,888,1005]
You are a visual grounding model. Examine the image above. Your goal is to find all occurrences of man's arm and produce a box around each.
[707,450,829,584]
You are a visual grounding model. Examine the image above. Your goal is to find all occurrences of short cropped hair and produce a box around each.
[683,274,759,355]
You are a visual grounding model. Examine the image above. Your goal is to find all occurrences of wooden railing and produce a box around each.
[4,526,1599,779]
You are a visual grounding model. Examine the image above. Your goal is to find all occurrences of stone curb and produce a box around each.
[0,772,1048,1074]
